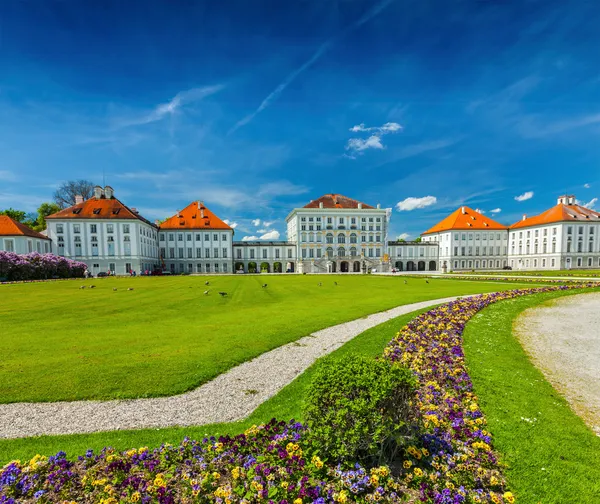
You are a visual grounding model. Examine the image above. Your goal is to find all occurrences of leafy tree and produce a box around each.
[35,202,61,231]
[0,208,27,223]
[53,180,95,209]
[414,237,422,242]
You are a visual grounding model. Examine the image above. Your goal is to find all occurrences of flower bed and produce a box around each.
[1,283,598,503]
[0,252,86,282]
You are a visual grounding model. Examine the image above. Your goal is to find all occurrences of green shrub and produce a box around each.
[303,355,416,466]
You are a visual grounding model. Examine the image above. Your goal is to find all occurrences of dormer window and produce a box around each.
[112,209,120,215]
[93,208,101,215]
[72,208,82,214]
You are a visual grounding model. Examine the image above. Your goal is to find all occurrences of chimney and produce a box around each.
[131,208,138,214]
[93,186,103,199]
[75,194,84,205]
[377,203,381,209]
[461,206,466,214]
[104,186,114,199]
[522,214,527,221]
[358,203,362,209]
[568,195,575,205]
[319,202,323,209]
[154,219,160,226]
[198,201,205,218]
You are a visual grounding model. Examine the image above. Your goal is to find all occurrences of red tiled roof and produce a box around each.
[46,196,154,226]
[422,206,508,235]
[159,201,232,230]
[303,194,375,209]
[0,215,51,240]
[510,203,600,229]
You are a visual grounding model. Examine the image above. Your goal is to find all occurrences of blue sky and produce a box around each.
[0,0,599,240]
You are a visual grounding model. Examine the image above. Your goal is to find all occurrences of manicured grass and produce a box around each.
[463,289,600,504]
[454,269,600,277]
[0,305,433,464]
[0,275,535,403]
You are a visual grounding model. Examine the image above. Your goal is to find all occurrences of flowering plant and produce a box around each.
[0,252,86,282]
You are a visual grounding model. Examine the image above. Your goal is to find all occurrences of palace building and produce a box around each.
[42,189,600,274]
[0,215,52,254]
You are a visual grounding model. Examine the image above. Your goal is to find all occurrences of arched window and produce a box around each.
[338,233,345,244]
[350,233,357,244]
[350,247,357,257]
[338,247,346,257]
[326,247,334,258]
[309,233,314,243]
[326,233,334,244]
[301,233,307,242]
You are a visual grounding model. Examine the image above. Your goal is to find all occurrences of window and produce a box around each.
[187,234,192,241]
[213,234,218,241]
[107,224,113,233]
[73,224,81,234]
[214,248,219,258]
[275,249,280,259]
[90,224,97,233]
[223,248,228,258]
[178,234,183,242]
[302,248,307,258]
[579,226,584,235]
[179,248,184,258]
[236,249,242,259]
[317,248,321,258]
[262,249,267,259]
[250,249,255,259]
[197,248,202,258]
[567,226,573,235]
[159,233,165,241]
[197,263,202,273]
[205,264,210,273]
[169,233,174,241]
[123,224,130,233]
[196,233,201,241]
[205,234,209,241]
[169,248,175,258]
[222,234,227,241]
[288,249,292,258]
[205,248,210,258]
[223,263,228,272]
[188,247,193,258]
[326,233,333,244]
[56,224,64,234]
[309,248,314,258]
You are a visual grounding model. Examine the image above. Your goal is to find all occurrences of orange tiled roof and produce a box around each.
[510,203,600,229]
[159,201,232,230]
[303,194,375,209]
[46,196,154,225]
[0,215,51,240]
[422,206,508,235]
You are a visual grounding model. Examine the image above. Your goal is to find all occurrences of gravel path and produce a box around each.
[0,295,474,439]
[515,292,600,435]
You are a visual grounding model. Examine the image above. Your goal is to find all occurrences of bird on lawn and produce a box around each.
[204,290,209,295]
[262,284,267,288]
[90,285,96,289]
[425,280,429,284]
[79,285,86,289]
[205,281,209,286]
[218,291,227,297]
[127,287,134,291]
[404,280,407,284]
[113,288,117,291]
[334,281,338,286]
[318,282,322,286]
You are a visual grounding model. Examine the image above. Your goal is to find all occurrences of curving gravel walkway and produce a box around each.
[515,292,600,435]
[0,295,476,439]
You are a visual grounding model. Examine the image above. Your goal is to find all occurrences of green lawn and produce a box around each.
[463,290,600,504]
[0,305,433,464]
[0,275,537,403]
[454,269,600,277]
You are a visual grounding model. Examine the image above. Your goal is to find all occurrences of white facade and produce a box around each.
[388,241,439,271]
[422,230,508,272]
[0,235,51,255]
[233,241,297,273]
[159,229,234,274]
[286,202,390,273]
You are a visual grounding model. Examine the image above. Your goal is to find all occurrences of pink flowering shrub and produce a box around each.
[0,252,86,281]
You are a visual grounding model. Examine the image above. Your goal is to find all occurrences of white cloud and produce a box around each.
[346,135,384,152]
[0,170,17,182]
[115,84,224,128]
[397,233,410,240]
[349,122,402,133]
[584,183,591,189]
[475,208,485,214]
[241,235,259,241]
[263,221,274,227]
[223,219,238,229]
[257,228,268,233]
[260,230,280,240]
[514,191,534,202]
[396,196,437,211]
[252,219,261,226]
[579,197,597,209]
[490,208,502,214]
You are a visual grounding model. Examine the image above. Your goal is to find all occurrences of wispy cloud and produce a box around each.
[515,191,534,202]
[223,219,238,229]
[345,122,402,158]
[578,197,597,209]
[346,135,384,154]
[490,208,502,214]
[397,233,410,240]
[252,219,261,226]
[518,112,600,138]
[260,230,280,240]
[349,122,402,133]
[263,221,274,227]
[396,196,437,211]
[0,170,17,182]
[241,235,259,241]
[229,0,394,133]
[584,183,591,189]
[114,84,224,129]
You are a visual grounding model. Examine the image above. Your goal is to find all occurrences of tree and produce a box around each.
[35,202,61,231]
[414,237,422,242]
[0,208,27,223]
[53,180,95,209]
